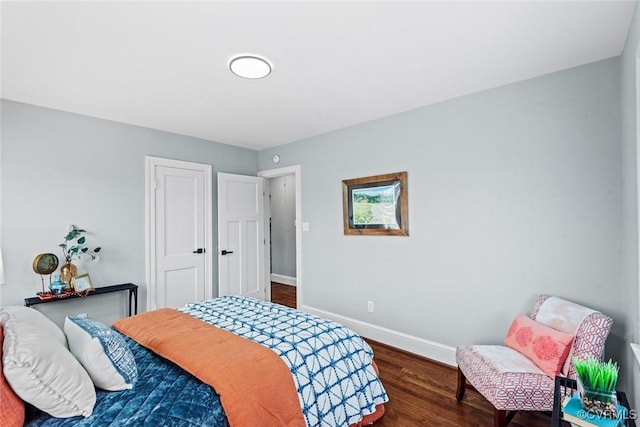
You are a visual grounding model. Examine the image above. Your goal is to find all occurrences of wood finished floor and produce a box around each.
[270,282,551,427]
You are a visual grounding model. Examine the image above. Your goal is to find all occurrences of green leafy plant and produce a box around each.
[59,225,102,263]
[573,357,619,402]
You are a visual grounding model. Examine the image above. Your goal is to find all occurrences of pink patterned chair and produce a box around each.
[455,295,613,427]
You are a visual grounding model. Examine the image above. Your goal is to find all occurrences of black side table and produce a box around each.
[552,376,636,426]
[24,283,138,317]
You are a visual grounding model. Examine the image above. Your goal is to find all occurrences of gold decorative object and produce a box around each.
[71,273,93,294]
[32,253,59,294]
[60,262,77,290]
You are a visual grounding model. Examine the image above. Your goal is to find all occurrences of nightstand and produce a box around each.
[552,376,636,426]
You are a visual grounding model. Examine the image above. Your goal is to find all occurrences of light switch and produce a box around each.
[302,222,310,232]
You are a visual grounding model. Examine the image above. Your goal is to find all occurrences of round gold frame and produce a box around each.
[33,253,59,294]
[33,253,59,275]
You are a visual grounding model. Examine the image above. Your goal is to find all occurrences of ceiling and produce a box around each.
[1,1,636,151]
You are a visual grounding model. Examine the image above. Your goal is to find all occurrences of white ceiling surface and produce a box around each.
[1,1,636,151]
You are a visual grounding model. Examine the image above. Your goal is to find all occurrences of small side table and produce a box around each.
[24,283,138,317]
[552,376,636,426]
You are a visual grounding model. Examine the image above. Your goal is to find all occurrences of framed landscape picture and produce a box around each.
[342,171,408,236]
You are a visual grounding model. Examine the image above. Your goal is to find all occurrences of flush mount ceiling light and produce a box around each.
[229,55,272,79]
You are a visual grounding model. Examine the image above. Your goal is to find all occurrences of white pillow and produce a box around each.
[2,315,96,418]
[65,316,138,391]
[0,306,67,348]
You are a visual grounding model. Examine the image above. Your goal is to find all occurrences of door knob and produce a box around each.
[193,248,205,254]
[221,250,234,255]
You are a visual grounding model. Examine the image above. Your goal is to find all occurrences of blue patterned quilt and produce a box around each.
[25,336,229,427]
[180,295,388,427]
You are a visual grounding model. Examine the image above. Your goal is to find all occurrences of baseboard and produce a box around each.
[271,274,296,287]
[300,304,457,367]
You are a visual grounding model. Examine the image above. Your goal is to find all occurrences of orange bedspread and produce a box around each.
[112,309,305,427]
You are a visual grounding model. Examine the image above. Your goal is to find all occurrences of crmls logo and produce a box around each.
[578,409,638,420]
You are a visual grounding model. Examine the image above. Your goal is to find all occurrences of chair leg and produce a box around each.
[494,409,506,427]
[457,366,516,427]
[456,367,466,401]
[494,409,516,427]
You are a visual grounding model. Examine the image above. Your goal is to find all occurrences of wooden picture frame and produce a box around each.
[72,274,94,293]
[342,171,409,236]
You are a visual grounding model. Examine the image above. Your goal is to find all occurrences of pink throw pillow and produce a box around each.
[0,326,25,427]
[505,314,574,379]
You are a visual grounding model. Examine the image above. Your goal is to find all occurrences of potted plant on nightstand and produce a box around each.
[59,225,101,289]
[573,356,619,417]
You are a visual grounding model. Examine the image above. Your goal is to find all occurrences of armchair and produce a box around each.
[455,295,612,427]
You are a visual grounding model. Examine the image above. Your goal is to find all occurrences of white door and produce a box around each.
[218,173,266,299]
[146,157,212,310]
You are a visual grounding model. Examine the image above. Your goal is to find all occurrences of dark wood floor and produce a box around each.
[271,281,297,309]
[270,282,550,426]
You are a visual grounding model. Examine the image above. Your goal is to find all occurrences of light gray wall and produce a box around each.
[259,58,625,363]
[1,32,633,400]
[269,175,296,279]
[0,100,257,326]
[621,0,640,409]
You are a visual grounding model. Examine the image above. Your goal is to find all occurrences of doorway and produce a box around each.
[258,165,302,307]
[268,174,296,286]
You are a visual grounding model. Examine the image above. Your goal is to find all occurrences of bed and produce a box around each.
[2,296,388,427]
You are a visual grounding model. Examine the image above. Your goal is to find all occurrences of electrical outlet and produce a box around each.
[367,301,374,313]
